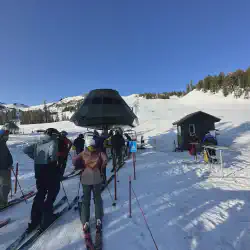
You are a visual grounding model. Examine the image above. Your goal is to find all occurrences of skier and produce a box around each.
[0,130,13,209]
[23,128,61,231]
[96,131,109,185]
[72,137,107,239]
[202,131,218,163]
[103,130,113,161]
[57,131,72,177]
[124,133,132,157]
[111,129,125,171]
[73,134,85,155]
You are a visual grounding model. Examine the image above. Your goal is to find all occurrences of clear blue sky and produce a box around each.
[1,0,250,105]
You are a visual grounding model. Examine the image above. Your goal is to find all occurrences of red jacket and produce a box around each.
[57,137,72,157]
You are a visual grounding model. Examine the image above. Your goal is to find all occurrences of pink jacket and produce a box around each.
[73,149,107,185]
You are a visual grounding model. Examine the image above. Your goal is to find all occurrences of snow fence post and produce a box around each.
[133,152,136,180]
[129,175,132,218]
[10,168,13,198]
[14,162,19,194]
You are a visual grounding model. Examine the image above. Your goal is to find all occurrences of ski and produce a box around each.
[83,226,95,250]
[5,196,69,250]
[18,196,79,250]
[0,218,11,228]
[6,229,31,250]
[62,170,81,181]
[0,191,36,212]
[94,224,102,250]
[53,196,67,211]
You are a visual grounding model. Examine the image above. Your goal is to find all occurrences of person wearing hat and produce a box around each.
[23,128,60,231]
[0,130,13,209]
[73,134,85,155]
[111,129,125,172]
[57,131,72,177]
[72,137,107,235]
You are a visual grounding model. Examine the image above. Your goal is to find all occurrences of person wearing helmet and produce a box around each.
[0,130,13,209]
[23,128,60,231]
[57,131,72,177]
[72,137,107,238]
[111,129,125,172]
[73,134,85,155]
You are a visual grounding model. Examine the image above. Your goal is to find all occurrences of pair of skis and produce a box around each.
[84,223,102,250]
[0,191,36,212]
[5,195,76,250]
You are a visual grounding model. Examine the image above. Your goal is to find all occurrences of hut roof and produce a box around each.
[4,121,19,129]
[173,111,221,126]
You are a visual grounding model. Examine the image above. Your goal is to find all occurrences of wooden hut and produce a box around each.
[173,111,221,150]
[3,121,20,134]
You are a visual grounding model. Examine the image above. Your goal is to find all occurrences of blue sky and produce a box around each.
[1,1,250,105]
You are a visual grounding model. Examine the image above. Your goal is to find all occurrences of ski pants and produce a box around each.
[58,156,68,177]
[31,164,60,226]
[112,148,123,168]
[81,183,103,225]
[0,169,11,208]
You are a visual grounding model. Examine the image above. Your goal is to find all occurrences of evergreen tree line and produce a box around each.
[186,67,250,98]
[139,91,185,99]
[0,109,69,125]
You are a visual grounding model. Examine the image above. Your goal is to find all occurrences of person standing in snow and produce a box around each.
[96,131,109,185]
[111,129,125,172]
[0,130,13,209]
[73,134,85,155]
[57,131,72,177]
[124,133,132,157]
[202,131,218,163]
[23,128,61,231]
[72,137,107,234]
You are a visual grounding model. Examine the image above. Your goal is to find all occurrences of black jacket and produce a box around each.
[73,137,85,150]
[0,140,13,170]
[111,134,125,151]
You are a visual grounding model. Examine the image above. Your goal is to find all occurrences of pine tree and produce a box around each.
[43,100,48,123]
[222,84,229,97]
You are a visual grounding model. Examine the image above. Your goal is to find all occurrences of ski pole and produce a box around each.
[60,181,70,207]
[107,185,116,207]
[11,168,27,204]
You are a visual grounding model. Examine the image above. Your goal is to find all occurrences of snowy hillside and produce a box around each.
[2,90,250,250]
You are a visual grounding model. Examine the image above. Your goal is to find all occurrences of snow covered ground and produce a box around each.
[1,90,250,250]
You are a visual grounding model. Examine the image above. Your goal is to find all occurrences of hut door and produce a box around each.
[177,126,182,147]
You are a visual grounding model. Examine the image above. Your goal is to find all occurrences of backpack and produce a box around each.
[83,151,102,169]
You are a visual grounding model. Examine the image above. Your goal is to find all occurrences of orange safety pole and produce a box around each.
[129,176,132,218]
[133,152,136,180]
[114,158,117,200]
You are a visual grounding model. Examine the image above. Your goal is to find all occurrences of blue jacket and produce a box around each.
[202,134,217,145]
[23,135,58,165]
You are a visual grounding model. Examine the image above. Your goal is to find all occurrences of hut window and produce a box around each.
[103,97,113,104]
[189,124,195,135]
[92,97,102,104]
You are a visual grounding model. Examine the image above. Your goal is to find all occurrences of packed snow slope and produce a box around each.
[2,90,250,250]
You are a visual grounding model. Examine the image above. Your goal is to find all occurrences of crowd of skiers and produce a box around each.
[0,127,129,235]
